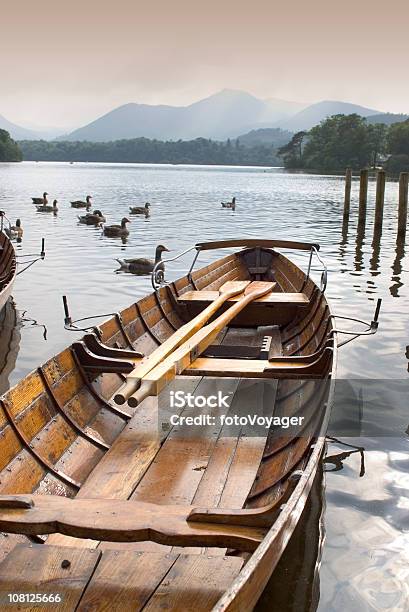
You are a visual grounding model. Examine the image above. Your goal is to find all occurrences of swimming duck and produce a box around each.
[36,199,58,213]
[32,192,48,205]
[129,202,150,215]
[116,244,170,274]
[4,219,23,239]
[103,217,130,237]
[71,195,92,209]
[78,210,106,225]
[221,197,236,210]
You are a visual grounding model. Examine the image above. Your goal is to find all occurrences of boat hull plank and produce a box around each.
[0,545,244,612]
[0,544,100,610]
[77,549,179,611]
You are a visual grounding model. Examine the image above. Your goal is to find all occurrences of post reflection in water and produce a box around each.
[338,219,349,264]
[370,226,382,277]
[354,223,365,273]
[390,237,405,298]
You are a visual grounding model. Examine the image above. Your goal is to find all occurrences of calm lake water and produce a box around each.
[0,162,408,610]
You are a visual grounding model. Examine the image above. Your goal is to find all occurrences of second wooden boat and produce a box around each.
[0,239,380,611]
[0,228,16,315]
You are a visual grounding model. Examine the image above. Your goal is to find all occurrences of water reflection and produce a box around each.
[354,223,365,273]
[370,226,382,277]
[390,238,405,297]
[0,298,21,396]
[338,219,349,263]
[324,437,366,477]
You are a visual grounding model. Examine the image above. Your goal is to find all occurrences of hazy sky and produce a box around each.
[2,0,409,129]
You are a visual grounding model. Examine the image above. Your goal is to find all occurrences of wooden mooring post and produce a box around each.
[398,172,408,239]
[343,167,352,221]
[374,169,386,231]
[358,169,369,226]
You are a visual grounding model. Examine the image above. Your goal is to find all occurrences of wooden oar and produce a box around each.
[114,280,250,404]
[127,281,274,408]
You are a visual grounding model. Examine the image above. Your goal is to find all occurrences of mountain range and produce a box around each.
[0,114,65,140]
[2,90,408,143]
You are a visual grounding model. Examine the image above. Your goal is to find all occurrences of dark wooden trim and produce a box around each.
[196,239,320,252]
[82,333,143,359]
[72,342,135,375]
[70,348,132,420]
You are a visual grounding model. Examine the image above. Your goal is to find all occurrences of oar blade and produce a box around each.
[218,280,250,295]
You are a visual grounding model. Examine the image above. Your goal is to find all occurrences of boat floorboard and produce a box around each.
[0,544,244,612]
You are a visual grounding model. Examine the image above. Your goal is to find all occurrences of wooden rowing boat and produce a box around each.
[0,239,343,609]
[0,230,17,315]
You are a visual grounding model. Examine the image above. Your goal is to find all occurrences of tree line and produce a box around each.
[0,130,22,162]
[5,115,409,174]
[278,114,409,174]
[19,137,282,166]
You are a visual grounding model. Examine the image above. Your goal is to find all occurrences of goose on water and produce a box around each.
[103,217,130,237]
[36,199,58,213]
[221,196,236,210]
[78,210,106,225]
[71,195,92,209]
[4,219,23,239]
[32,192,48,205]
[129,203,150,215]
[116,244,170,274]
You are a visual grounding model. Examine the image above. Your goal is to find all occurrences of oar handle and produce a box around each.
[127,380,155,408]
[114,378,140,405]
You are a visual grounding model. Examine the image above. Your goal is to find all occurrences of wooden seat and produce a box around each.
[178,289,309,307]
[0,495,265,552]
[184,349,332,379]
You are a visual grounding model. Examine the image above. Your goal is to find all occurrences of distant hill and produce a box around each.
[367,113,409,125]
[62,90,306,142]
[0,114,40,140]
[0,114,65,140]
[277,100,381,131]
[236,127,293,148]
[8,90,403,144]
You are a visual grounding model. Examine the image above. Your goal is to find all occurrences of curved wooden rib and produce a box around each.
[0,400,81,490]
[0,495,265,553]
[134,302,163,346]
[38,367,110,452]
[114,313,134,348]
[153,290,178,332]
